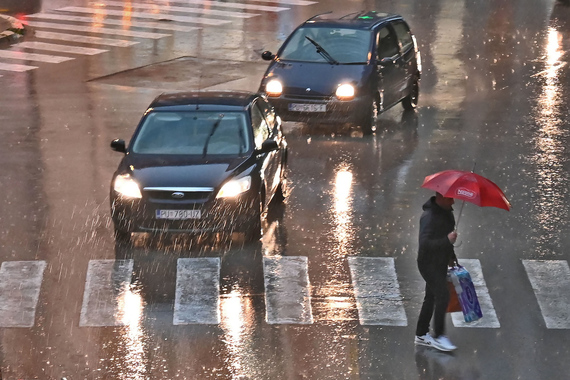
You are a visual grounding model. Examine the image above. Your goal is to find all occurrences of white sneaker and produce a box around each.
[414,333,435,347]
[432,335,457,352]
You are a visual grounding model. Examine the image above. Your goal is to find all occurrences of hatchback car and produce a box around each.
[259,11,421,134]
[109,91,288,242]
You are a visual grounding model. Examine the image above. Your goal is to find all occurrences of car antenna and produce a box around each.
[305,11,332,22]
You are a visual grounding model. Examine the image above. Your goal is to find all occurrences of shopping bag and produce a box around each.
[446,278,462,313]
[448,265,483,322]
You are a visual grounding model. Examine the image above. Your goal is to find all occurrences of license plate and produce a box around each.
[289,103,326,112]
[155,209,201,220]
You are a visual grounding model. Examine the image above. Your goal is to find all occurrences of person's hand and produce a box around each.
[448,231,458,244]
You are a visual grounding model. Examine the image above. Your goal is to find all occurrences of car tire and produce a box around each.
[402,78,419,110]
[114,226,132,244]
[244,195,263,242]
[360,97,379,135]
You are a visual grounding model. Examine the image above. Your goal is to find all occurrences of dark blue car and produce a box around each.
[259,11,421,134]
[109,91,288,242]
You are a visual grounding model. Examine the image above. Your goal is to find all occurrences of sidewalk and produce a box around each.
[0,14,26,47]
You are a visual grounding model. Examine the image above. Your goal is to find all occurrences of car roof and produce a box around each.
[300,11,403,30]
[148,90,260,111]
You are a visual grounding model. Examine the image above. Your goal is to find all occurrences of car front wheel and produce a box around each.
[402,78,419,110]
[244,195,263,242]
[359,97,379,135]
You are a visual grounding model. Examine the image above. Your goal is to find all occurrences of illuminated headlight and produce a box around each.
[265,80,283,97]
[216,176,251,198]
[114,174,142,199]
[336,84,355,100]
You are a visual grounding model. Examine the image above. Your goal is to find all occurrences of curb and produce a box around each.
[0,14,27,47]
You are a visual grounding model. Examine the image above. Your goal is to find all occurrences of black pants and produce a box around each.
[415,261,449,338]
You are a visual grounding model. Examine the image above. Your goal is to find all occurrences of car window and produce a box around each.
[251,104,270,149]
[256,98,276,130]
[392,21,414,52]
[377,26,400,59]
[131,111,251,155]
[280,26,372,64]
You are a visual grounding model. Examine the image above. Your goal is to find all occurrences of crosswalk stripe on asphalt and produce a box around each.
[348,256,408,326]
[79,259,135,327]
[0,261,46,327]
[17,41,107,55]
[27,12,200,33]
[174,258,221,325]
[522,259,570,329]
[0,49,73,63]
[0,61,39,72]
[161,0,289,12]
[34,30,138,47]
[450,259,501,328]
[263,256,313,324]
[25,20,171,39]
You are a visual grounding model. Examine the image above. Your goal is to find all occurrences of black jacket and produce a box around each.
[417,196,457,269]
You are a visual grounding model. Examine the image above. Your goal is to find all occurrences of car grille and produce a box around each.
[143,187,214,201]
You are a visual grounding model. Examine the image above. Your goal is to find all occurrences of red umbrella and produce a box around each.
[421,169,511,229]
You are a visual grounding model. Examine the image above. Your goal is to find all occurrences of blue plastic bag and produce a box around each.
[448,265,483,322]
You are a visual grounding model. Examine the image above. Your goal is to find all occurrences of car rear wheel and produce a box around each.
[402,78,419,110]
[359,96,379,135]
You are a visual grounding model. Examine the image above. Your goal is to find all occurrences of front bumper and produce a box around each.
[267,94,371,124]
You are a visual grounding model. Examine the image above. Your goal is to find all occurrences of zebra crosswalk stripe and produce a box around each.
[102,1,258,19]
[25,20,171,39]
[242,0,317,5]
[0,49,73,64]
[17,41,107,55]
[79,259,134,327]
[27,12,200,33]
[348,256,408,326]
[263,256,313,324]
[157,0,289,12]
[0,62,38,72]
[34,31,138,47]
[450,259,501,328]
[174,258,221,325]
[522,259,570,329]
[58,6,232,26]
[0,261,47,327]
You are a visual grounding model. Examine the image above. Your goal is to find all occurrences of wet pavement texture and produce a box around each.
[1,0,570,379]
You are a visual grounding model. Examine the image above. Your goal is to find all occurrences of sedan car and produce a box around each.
[259,11,421,134]
[109,91,288,242]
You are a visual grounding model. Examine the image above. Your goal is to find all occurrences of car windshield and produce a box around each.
[279,27,372,64]
[131,111,251,156]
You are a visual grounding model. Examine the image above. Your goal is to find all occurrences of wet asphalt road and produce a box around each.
[1,0,570,379]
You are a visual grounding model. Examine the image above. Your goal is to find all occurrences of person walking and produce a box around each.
[414,192,458,352]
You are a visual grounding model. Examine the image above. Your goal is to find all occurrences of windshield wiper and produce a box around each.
[305,36,338,65]
[202,114,224,157]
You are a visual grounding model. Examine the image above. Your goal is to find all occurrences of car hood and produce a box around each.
[121,154,250,189]
[264,61,371,96]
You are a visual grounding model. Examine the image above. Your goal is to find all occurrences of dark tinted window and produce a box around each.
[251,104,270,149]
[377,26,400,58]
[392,21,413,52]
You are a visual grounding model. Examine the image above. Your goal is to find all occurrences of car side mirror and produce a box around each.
[256,139,279,154]
[379,57,395,66]
[110,139,126,153]
[261,51,275,61]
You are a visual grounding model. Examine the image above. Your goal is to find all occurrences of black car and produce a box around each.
[109,91,288,242]
[259,11,421,134]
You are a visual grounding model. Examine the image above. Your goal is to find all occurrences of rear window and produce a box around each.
[132,111,251,156]
[279,27,372,64]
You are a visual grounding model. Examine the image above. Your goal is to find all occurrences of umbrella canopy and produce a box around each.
[421,170,511,211]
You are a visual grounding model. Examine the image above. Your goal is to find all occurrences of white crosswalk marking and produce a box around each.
[34,30,138,47]
[174,258,221,325]
[25,20,171,39]
[523,259,570,329]
[0,49,74,63]
[17,41,107,55]
[101,1,258,19]
[450,259,500,328]
[155,0,289,12]
[348,257,408,326]
[27,12,200,32]
[263,256,313,324]
[79,259,134,327]
[244,0,317,5]
[58,6,232,26]
[0,62,38,72]
[0,261,46,327]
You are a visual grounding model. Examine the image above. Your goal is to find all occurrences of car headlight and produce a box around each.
[265,80,283,97]
[216,176,251,198]
[114,174,142,199]
[336,84,355,100]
